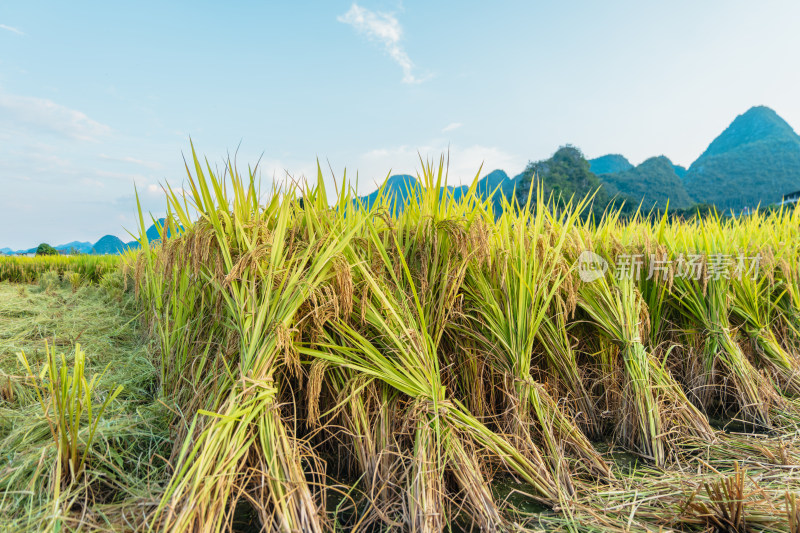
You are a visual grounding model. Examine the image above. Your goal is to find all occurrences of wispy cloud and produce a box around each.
[98,154,162,169]
[0,93,111,141]
[338,3,424,84]
[442,122,462,133]
[94,169,151,184]
[0,24,24,36]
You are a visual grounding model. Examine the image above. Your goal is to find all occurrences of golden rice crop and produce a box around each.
[129,146,800,532]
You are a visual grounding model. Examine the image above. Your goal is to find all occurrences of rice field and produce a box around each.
[0,255,122,284]
[4,150,800,531]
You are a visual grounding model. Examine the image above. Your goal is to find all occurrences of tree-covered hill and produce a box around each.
[683,106,800,211]
[589,154,633,175]
[672,164,688,179]
[92,235,130,255]
[515,146,629,218]
[597,156,692,209]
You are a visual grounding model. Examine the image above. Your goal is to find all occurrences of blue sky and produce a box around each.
[1,1,799,248]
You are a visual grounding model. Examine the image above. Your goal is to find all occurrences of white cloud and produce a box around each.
[99,154,162,169]
[442,122,462,133]
[338,3,424,84]
[356,143,524,191]
[80,177,106,188]
[0,93,111,141]
[0,24,24,36]
[95,169,148,181]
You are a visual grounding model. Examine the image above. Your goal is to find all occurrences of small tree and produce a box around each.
[35,243,58,256]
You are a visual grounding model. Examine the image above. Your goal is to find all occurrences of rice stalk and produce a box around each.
[577,211,714,465]
[461,188,610,491]
[147,149,361,532]
[667,218,779,428]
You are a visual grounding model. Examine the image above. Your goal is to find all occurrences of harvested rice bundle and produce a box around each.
[575,212,714,466]
[144,151,360,532]
[664,217,780,428]
[305,168,560,530]
[461,190,611,490]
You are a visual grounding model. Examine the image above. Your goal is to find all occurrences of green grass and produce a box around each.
[0,280,169,532]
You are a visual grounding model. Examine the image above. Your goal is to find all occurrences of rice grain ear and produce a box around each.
[467,217,491,267]
[306,360,328,428]
[333,254,354,318]
[358,281,370,327]
[0,376,13,403]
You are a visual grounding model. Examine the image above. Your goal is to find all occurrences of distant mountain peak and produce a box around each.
[646,155,670,164]
[358,174,421,211]
[589,154,633,175]
[383,174,418,186]
[684,106,800,210]
[478,169,509,189]
[482,169,509,180]
[92,235,130,255]
[598,155,692,209]
[698,105,799,160]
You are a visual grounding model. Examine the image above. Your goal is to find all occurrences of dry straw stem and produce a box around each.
[678,463,783,532]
